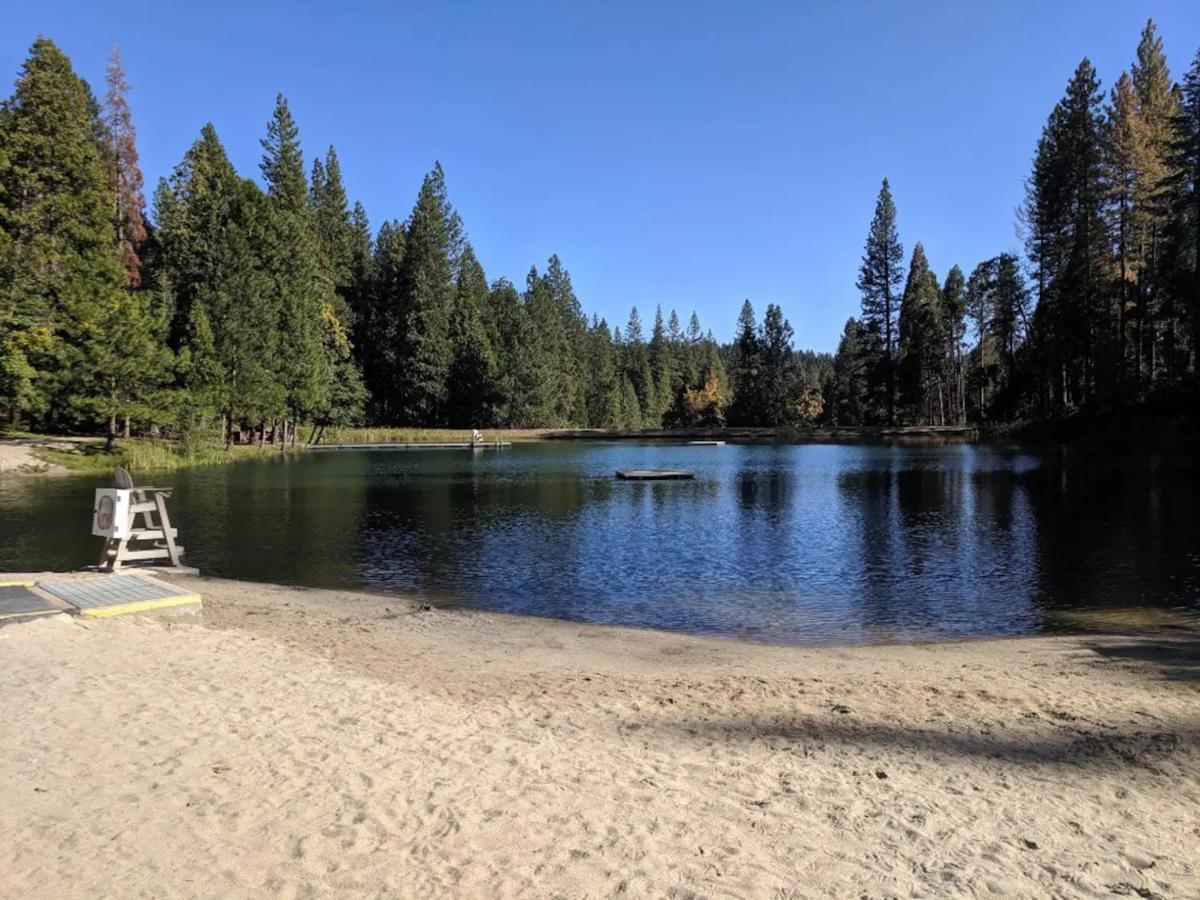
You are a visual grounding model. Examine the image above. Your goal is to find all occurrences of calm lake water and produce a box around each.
[2,442,1198,644]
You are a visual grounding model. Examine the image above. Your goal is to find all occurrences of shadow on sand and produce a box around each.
[1084,636,1200,684]
[649,713,1196,771]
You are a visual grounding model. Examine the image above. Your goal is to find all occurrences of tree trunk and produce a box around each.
[105,414,117,453]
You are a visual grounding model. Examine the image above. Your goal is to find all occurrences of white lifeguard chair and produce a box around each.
[93,467,185,571]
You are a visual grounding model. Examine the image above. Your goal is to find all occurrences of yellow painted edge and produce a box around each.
[76,594,202,618]
[0,580,35,587]
[0,608,62,620]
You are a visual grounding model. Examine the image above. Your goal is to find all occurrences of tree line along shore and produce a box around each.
[1,20,1198,461]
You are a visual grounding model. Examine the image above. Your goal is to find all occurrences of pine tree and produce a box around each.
[829,317,869,425]
[260,95,329,437]
[93,47,168,443]
[682,311,703,387]
[543,254,586,423]
[1132,20,1182,379]
[347,201,373,340]
[621,307,653,422]
[362,220,404,421]
[621,382,641,428]
[584,317,620,427]
[647,305,674,425]
[1023,60,1107,411]
[897,243,944,423]
[157,125,282,441]
[965,258,997,417]
[309,147,355,291]
[446,243,495,425]
[940,265,968,424]
[487,277,525,425]
[511,264,568,425]
[0,38,127,429]
[760,303,795,426]
[103,47,147,288]
[307,145,365,433]
[857,178,904,423]
[1174,50,1200,369]
[727,299,764,425]
[394,163,456,424]
[1106,72,1146,391]
[990,253,1029,391]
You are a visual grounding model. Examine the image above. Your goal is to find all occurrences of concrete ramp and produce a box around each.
[38,574,201,619]
[0,582,62,622]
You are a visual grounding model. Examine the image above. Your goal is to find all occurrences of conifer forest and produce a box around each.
[2,22,1199,445]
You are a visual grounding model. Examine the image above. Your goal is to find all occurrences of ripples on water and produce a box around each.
[1,442,1197,644]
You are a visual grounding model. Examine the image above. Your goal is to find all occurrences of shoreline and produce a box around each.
[2,573,1198,897]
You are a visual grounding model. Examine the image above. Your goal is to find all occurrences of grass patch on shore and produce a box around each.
[317,426,547,444]
[34,439,287,475]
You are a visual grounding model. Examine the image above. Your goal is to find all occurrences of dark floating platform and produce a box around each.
[615,469,695,481]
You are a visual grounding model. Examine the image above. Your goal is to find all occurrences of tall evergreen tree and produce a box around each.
[646,305,674,424]
[362,219,404,421]
[542,254,586,422]
[965,258,996,418]
[1131,20,1182,379]
[309,146,356,292]
[1106,72,1146,391]
[446,243,495,425]
[260,94,329,437]
[829,317,869,425]
[857,178,904,423]
[990,253,1029,391]
[897,243,944,423]
[1024,60,1107,411]
[759,302,795,426]
[394,163,456,424]
[307,145,365,433]
[103,47,147,289]
[727,299,764,425]
[621,306,653,423]
[584,316,621,428]
[96,47,166,442]
[1174,49,1200,370]
[940,265,968,424]
[157,125,282,441]
[0,38,128,428]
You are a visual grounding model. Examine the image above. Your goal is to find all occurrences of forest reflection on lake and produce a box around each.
[1,441,1197,644]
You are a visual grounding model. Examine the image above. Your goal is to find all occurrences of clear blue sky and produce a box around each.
[4,1,1199,350]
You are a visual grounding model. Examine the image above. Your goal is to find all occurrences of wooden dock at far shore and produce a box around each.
[307,441,511,451]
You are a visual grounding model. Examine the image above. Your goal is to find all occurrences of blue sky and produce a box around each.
[4,1,1199,350]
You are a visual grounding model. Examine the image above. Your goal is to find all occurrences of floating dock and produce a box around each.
[615,469,695,481]
[687,440,725,446]
[307,441,511,451]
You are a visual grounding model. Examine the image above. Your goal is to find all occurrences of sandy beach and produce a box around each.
[1,575,1198,898]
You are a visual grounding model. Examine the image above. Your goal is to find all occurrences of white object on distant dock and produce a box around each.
[687,440,725,446]
[615,469,695,480]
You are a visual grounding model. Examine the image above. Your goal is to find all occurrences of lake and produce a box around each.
[1,441,1198,644]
